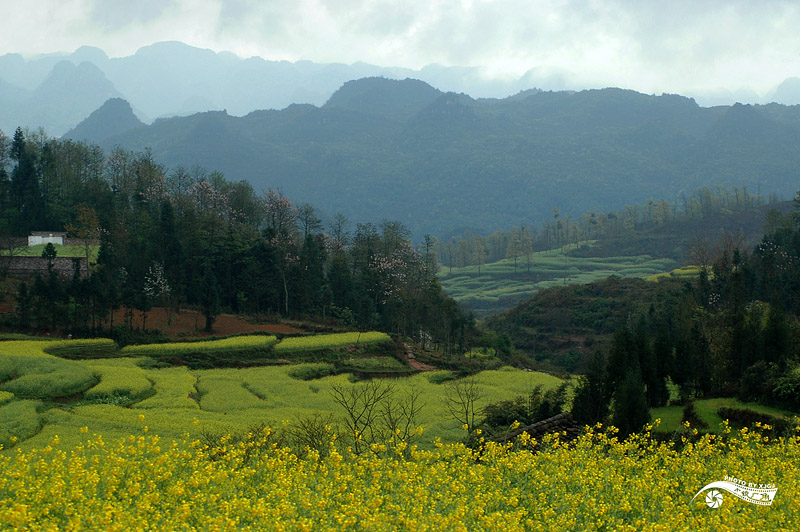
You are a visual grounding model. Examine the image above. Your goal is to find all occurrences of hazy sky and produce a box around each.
[3,0,800,97]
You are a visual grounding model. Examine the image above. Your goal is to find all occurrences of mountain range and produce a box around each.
[0,41,567,136]
[3,41,800,136]
[63,77,800,238]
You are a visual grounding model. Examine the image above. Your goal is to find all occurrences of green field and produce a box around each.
[439,244,682,317]
[651,398,797,433]
[8,243,100,261]
[0,338,566,451]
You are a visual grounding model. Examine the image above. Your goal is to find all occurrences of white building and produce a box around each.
[28,232,66,246]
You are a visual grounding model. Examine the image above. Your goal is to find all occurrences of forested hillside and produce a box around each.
[0,129,472,353]
[487,198,800,430]
[65,78,800,237]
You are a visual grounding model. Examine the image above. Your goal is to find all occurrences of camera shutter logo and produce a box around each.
[691,477,778,508]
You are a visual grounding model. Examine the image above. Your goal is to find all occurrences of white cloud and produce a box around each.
[2,0,799,96]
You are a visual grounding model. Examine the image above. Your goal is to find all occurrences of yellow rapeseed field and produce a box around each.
[273,332,391,353]
[1,421,798,531]
[121,335,278,356]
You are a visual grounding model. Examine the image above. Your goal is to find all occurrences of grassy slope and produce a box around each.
[0,339,565,451]
[439,243,681,318]
[22,365,563,451]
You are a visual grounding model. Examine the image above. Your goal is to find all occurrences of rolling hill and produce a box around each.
[68,78,800,238]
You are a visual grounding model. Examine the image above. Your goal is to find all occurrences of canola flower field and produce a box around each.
[120,335,279,356]
[273,332,391,353]
[1,422,798,531]
[3,337,798,530]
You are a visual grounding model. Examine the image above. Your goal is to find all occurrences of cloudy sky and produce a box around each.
[3,0,800,98]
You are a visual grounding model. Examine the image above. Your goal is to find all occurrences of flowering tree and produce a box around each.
[143,262,174,325]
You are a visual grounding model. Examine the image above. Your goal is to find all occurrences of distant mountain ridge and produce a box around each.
[0,60,122,136]
[69,78,800,238]
[3,41,800,136]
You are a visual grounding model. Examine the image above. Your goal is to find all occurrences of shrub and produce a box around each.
[718,407,793,434]
[288,363,337,381]
[426,371,457,384]
[682,401,709,429]
[771,364,800,411]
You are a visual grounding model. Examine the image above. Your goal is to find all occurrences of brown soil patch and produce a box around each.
[110,308,304,338]
[404,342,437,371]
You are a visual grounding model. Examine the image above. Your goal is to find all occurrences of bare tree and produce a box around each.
[716,228,745,262]
[379,384,424,448]
[287,413,339,458]
[328,213,350,252]
[330,380,424,455]
[297,202,323,239]
[687,235,714,272]
[443,377,484,432]
[330,380,395,455]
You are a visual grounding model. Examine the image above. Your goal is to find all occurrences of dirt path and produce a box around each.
[404,342,437,371]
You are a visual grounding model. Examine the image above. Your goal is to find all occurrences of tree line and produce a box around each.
[435,185,777,271]
[2,128,473,354]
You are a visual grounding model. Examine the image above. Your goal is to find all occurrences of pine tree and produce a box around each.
[611,369,651,437]
[571,350,611,426]
[200,264,220,332]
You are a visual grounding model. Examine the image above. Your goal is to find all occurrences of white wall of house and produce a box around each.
[28,234,64,246]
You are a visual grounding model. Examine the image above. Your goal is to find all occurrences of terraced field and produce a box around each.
[0,337,564,451]
[439,244,682,317]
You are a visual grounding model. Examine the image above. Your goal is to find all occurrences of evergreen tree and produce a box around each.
[15,282,31,329]
[571,350,611,426]
[611,369,651,437]
[200,264,220,332]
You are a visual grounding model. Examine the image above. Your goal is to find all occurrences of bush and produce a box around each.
[739,361,781,404]
[771,364,800,411]
[681,401,708,429]
[288,363,337,381]
[718,407,793,434]
[481,384,568,435]
[426,371,457,384]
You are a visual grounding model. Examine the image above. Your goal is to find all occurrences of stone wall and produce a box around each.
[3,256,89,279]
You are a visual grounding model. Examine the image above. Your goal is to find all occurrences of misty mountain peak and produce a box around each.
[324,77,442,121]
[71,46,108,65]
[64,97,144,143]
[771,77,800,105]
